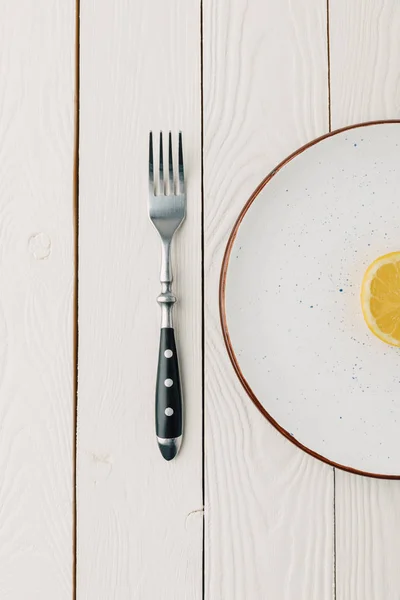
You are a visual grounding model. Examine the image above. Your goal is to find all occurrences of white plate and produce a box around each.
[221,121,400,478]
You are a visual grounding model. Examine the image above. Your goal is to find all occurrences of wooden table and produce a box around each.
[2,1,400,598]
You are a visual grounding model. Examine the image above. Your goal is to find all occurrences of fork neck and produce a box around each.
[158,239,175,328]
[160,238,173,284]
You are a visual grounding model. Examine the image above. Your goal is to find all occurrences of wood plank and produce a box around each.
[203,0,335,598]
[330,0,400,130]
[330,1,400,598]
[335,475,400,599]
[0,2,76,597]
[77,1,203,598]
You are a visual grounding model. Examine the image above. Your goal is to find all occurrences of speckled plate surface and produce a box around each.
[221,121,400,478]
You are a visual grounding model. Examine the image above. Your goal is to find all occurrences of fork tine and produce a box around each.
[168,132,174,194]
[149,131,154,191]
[159,132,164,195]
[178,131,184,193]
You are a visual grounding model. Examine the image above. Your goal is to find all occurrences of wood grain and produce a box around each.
[330,1,400,598]
[203,0,335,597]
[0,1,75,597]
[77,1,202,598]
[330,0,400,129]
[335,475,400,600]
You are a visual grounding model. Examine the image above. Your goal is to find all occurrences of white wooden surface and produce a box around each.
[203,0,335,598]
[0,2,75,598]
[1,0,400,598]
[77,1,202,599]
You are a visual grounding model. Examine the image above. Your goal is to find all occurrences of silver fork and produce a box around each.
[148,131,186,460]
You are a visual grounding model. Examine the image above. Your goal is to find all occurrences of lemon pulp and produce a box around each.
[361,251,400,347]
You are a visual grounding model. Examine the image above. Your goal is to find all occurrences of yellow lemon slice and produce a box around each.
[361,251,400,347]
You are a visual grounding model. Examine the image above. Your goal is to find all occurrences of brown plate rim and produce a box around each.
[219,119,400,480]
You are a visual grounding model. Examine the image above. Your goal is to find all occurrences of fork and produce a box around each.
[148,131,186,460]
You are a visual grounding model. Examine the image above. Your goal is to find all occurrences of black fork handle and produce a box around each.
[156,327,183,460]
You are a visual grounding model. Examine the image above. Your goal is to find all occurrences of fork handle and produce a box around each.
[156,327,182,460]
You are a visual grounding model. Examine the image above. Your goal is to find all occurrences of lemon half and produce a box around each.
[361,251,400,347]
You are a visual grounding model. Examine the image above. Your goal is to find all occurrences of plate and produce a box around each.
[221,121,400,478]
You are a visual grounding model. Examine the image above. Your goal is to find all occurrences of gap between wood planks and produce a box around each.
[326,0,332,133]
[200,1,206,599]
[326,2,336,598]
[73,0,80,598]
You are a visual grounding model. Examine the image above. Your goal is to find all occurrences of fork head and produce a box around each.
[148,131,186,240]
